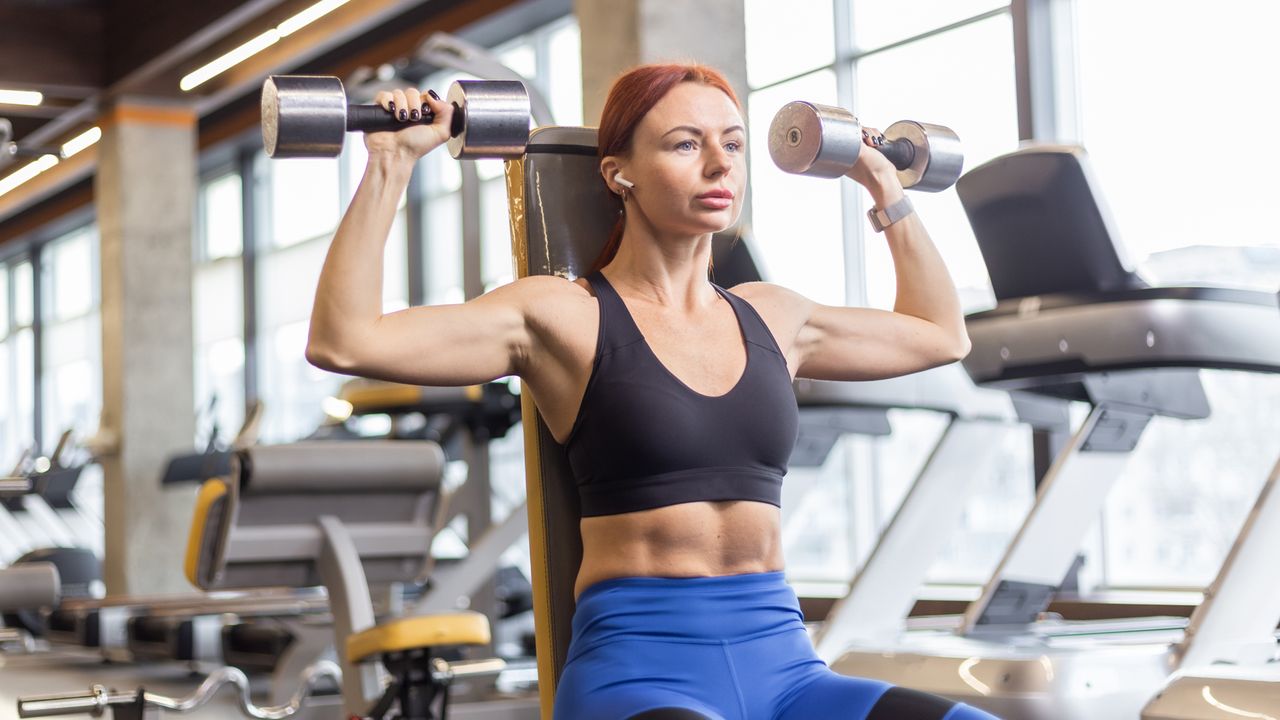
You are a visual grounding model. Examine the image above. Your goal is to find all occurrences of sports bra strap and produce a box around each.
[586,271,781,356]
[716,288,783,356]
[584,272,642,351]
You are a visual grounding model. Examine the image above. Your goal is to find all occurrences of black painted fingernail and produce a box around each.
[422,102,430,113]
[399,109,408,121]
[411,109,420,121]
[388,101,396,112]
[428,89,440,101]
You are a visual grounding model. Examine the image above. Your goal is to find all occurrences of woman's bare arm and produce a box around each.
[305,86,539,386]
[736,128,970,381]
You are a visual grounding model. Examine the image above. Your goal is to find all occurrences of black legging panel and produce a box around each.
[627,709,715,720]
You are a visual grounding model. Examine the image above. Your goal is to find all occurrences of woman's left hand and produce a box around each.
[845,126,901,193]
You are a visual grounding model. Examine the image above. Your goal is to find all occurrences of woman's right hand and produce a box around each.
[366,86,455,159]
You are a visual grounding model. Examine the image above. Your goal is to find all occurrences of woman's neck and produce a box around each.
[604,227,718,309]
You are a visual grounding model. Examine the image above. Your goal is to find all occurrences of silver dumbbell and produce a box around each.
[261,75,531,160]
[768,101,963,192]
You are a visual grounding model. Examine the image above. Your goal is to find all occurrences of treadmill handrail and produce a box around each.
[970,285,1279,319]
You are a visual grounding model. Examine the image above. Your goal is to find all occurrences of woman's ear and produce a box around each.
[601,156,629,195]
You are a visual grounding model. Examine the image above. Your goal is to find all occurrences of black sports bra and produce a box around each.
[563,272,800,517]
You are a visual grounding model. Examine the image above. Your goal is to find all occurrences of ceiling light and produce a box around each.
[0,89,43,107]
[180,0,352,92]
[0,154,59,198]
[278,0,350,36]
[60,126,101,159]
[180,30,281,92]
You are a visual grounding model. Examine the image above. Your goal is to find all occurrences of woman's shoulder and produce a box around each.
[497,274,597,327]
[726,281,815,346]
[503,275,600,376]
[498,273,595,302]
[727,281,813,314]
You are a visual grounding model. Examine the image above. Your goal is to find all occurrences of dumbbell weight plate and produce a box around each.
[444,80,531,160]
[883,120,964,193]
[262,75,348,159]
[768,101,863,178]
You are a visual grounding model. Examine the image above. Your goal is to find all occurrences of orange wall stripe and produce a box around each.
[103,104,198,128]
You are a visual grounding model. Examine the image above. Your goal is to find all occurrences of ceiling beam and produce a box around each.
[105,0,272,83]
[0,5,105,90]
[176,0,448,115]
[197,0,523,149]
[0,0,532,231]
[105,0,293,92]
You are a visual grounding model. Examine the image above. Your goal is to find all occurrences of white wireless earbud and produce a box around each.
[615,175,635,189]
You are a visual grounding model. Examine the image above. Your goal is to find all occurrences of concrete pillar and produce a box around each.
[95,100,197,595]
[575,0,749,125]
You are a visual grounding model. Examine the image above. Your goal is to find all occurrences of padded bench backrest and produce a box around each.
[956,144,1147,300]
[185,440,445,591]
[506,126,612,716]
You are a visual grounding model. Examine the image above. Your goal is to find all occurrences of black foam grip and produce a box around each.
[626,709,715,719]
[879,138,917,171]
[346,104,437,133]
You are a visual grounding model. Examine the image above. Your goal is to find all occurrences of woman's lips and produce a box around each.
[696,189,734,209]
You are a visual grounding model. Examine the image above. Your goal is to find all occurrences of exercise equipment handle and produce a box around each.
[346,103,468,140]
[18,662,342,720]
[18,685,130,718]
[345,104,436,133]
[878,137,917,173]
[0,476,31,495]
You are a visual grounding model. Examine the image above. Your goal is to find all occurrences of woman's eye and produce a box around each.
[676,140,696,151]
[725,141,742,153]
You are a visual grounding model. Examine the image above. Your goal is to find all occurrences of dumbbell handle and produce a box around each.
[345,104,464,139]
[876,137,917,174]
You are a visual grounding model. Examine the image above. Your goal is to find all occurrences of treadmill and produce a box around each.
[829,145,1280,719]
[709,221,1065,659]
[1141,452,1280,719]
[808,367,1066,661]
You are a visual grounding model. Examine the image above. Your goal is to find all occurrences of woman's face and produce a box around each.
[615,82,748,237]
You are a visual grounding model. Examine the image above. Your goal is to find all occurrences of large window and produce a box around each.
[193,169,247,445]
[1072,0,1280,290]
[745,0,1028,587]
[1070,0,1280,590]
[854,11,1017,312]
[0,258,36,468]
[750,0,1280,595]
[0,221,101,483]
[397,20,583,569]
[255,146,409,443]
[40,225,101,451]
[418,16,582,303]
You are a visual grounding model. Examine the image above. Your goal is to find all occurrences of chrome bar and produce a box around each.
[18,661,342,719]
[0,477,31,495]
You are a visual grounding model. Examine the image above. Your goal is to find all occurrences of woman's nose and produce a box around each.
[705,145,732,176]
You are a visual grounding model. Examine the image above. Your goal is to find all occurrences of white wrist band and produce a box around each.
[867,195,914,233]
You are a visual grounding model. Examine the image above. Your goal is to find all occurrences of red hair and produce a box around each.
[588,64,742,274]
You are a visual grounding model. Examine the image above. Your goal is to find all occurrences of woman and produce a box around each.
[307,63,995,720]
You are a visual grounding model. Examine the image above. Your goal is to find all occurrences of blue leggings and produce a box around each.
[553,571,1000,720]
